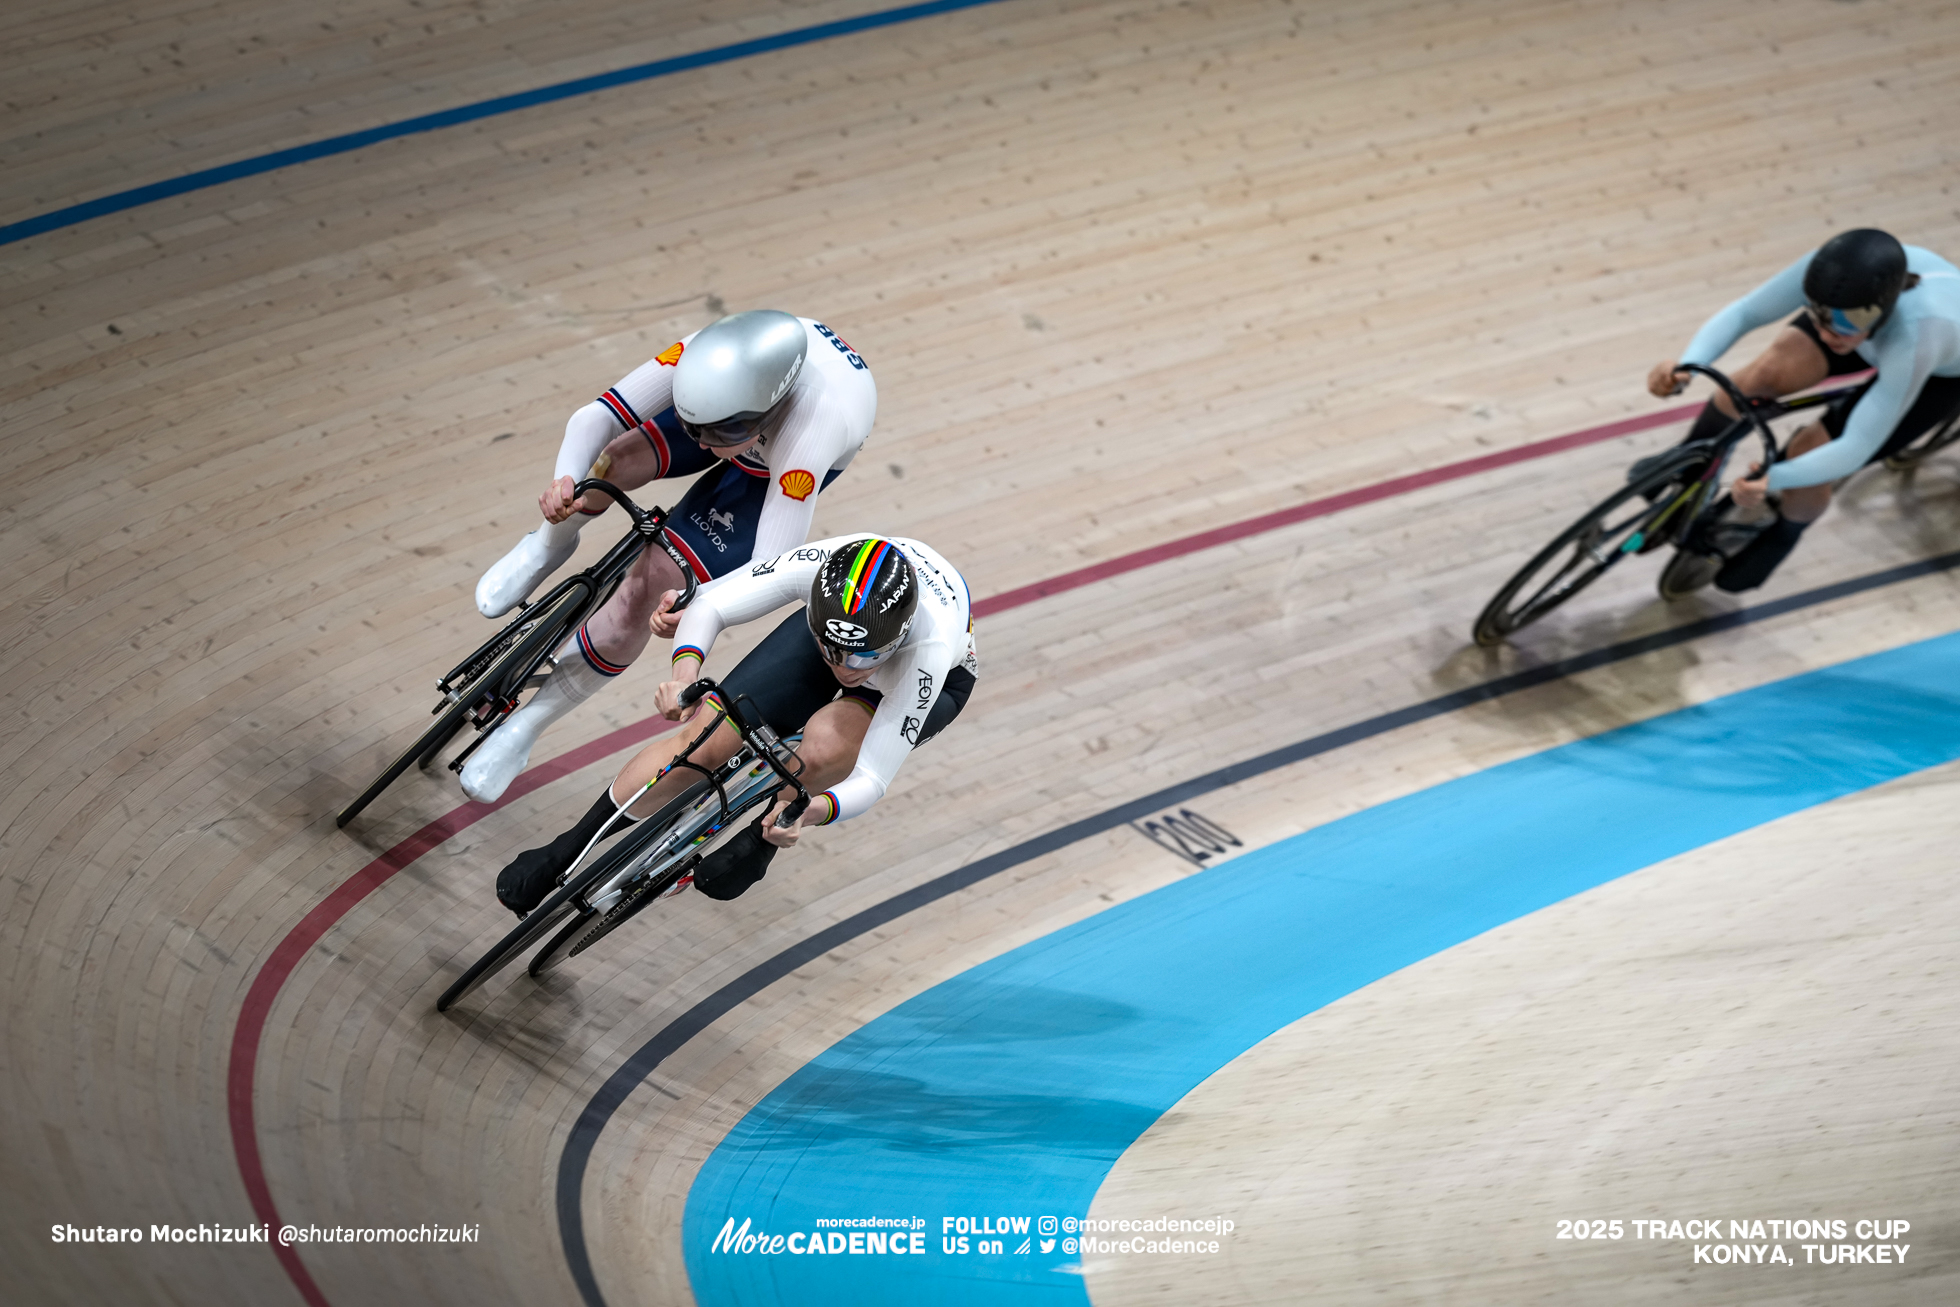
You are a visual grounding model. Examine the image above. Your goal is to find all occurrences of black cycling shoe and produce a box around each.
[494,788,633,917]
[692,820,778,902]
[1715,515,1808,593]
[496,846,564,917]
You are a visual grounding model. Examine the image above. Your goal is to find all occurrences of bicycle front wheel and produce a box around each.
[338,582,592,828]
[435,885,588,1012]
[1473,450,1702,646]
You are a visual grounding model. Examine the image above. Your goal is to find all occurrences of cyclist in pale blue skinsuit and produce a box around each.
[1648,229,1960,590]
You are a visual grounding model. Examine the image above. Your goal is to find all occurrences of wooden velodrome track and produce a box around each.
[6,0,1960,1303]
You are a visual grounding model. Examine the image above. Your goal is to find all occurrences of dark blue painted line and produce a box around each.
[680,630,1960,1305]
[0,0,1015,248]
[552,546,1960,1307]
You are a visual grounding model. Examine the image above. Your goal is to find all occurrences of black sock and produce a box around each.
[1714,516,1808,593]
[1679,400,1737,447]
[496,786,636,915]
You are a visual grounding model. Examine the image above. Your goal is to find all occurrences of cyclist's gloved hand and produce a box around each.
[649,589,683,640]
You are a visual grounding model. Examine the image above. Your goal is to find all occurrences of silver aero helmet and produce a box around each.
[807,538,917,669]
[1803,229,1909,339]
[671,310,808,447]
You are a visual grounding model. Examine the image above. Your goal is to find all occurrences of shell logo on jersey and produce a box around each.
[655,340,685,366]
[778,469,816,501]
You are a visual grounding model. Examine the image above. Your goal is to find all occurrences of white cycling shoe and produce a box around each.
[475,524,580,618]
[459,640,613,802]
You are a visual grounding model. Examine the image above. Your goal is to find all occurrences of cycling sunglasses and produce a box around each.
[1806,301,1882,338]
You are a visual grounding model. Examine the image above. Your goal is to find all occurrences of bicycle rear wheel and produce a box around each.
[563,756,784,963]
[1473,450,1703,646]
[566,813,762,963]
[1656,548,1724,600]
[526,908,594,979]
[1884,409,1960,471]
[338,582,591,827]
[521,776,714,979]
[435,874,595,1012]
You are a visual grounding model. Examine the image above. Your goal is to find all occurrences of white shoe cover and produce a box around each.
[476,525,579,618]
[459,641,612,802]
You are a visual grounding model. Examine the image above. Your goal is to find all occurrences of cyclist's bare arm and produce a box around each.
[541,431,668,522]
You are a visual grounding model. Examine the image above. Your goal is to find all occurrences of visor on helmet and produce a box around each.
[680,409,773,448]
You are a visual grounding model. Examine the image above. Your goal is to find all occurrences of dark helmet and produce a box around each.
[807,538,917,668]
[1803,229,1908,337]
[672,310,807,447]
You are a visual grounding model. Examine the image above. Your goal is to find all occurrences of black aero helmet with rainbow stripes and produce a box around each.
[807,538,917,668]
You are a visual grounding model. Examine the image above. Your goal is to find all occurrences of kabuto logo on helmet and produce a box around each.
[825,619,870,642]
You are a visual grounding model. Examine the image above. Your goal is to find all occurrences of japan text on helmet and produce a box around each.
[671,310,808,447]
[1802,229,1908,338]
[807,538,917,669]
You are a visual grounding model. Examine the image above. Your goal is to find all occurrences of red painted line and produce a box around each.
[971,402,1701,617]
[225,715,678,1305]
[225,397,1718,1303]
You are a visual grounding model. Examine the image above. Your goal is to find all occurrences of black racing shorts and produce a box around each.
[1783,313,1960,465]
[1815,379,1960,467]
[711,608,974,746]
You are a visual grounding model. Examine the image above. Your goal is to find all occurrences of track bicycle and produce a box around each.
[1472,364,1847,646]
[434,678,811,1012]
[1882,403,1960,472]
[336,480,697,827]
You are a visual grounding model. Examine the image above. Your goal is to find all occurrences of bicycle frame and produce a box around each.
[1635,365,1846,553]
[337,480,699,827]
[1471,364,1858,646]
[439,480,696,706]
[551,681,812,953]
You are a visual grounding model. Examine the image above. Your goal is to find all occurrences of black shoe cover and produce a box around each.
[496,846,565,918]
[1715,516,1808,593]
[495,787,631,917]
[692,821,778,901]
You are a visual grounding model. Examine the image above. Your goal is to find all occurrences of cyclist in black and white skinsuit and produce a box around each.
[492,534,977,915]
[462,311,876,802]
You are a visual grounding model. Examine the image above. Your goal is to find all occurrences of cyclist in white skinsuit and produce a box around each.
[492,534,977,915]
[1648,229,1960,590]
[462,311,876,801]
